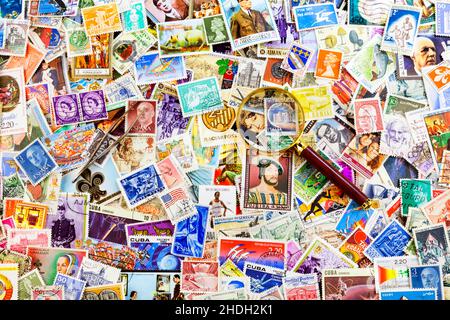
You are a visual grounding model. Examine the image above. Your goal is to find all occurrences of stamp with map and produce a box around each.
[81,2,123,37]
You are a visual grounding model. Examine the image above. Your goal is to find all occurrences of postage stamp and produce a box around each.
[77,257,121,287]
[262,57,293,87]
[28,25,65,63]
[155,134,199,173]
[31,286,64,300]
[314,49,342,81]
[126,100,157,134]
[405,207,430,231]
[281,42,314,77]
[129,236,182,271]
[181,261,219,293]
[0,19,30,57]
[126,220,175,241]
[413,223,450,265]
[156,93,190,141]
[335,203,375,235]
[171,205,208,258]
[380,5,422,56]
[283,273,319,300]
[177,77,224,117]
[410,264,445,300]
[18,269,45,300]
[82,283,125,300]
[438,150,450,186]
[203,15,229,45]
[4,200,49,230]
[157,19,211,57]
[338,227,372,267]
[348,0,392,25]
[133,52,186,85]
[264,97,298,136]
[286,240,303,272]
[198,185,237,225]
[353,98,384,134]
[53,273,86,300]
[322,268,377,300]
[117,163,166,208]
[25,82,51,125]
[363,183,399,210]
[7,229,51,255]
[374,256,418,292]
[364,220,412,261]
[112,135,154,174]
[213,213,263,234]
[4,42,45,84]
[242,149,293,211]
[0,249,31,277]
[106,73,143,105]
[250,212,302,242]
[66,27,92,58]
[156,155,191,190]
[160,187,197,224]
[79,90,108,122]
[293,3,338,31]
[0,263,18,300]
[291,85,333,121]
[81,3,122,37]
[122,1,148,33]
[423,108,450,169]
[380,288,437,300]
[424,60,450,93]
[52,93,80,126]
[400,179,431,217]
[244,261,284,294]
[14,139,57,186]
[0,67,27,136]
[218,0,279,51]
[436,1,450,36]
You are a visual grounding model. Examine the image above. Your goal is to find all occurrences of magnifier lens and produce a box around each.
[237,88,304,153]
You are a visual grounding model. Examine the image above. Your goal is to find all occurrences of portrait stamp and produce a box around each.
[314,49,342,81]
[82,283,125,300]
[436,1,450,36]
[31,286,64,300]
[157,19,211,57]
[126,100,157,135]
[0,67,27,136]
[112,135,154,174]
[283,274,319,300]
[381,5,422,56]
[353,98,384,134]
[244,261,283,294]
[364,220,412,261]
[52,93,81,126]
[400,179,431,217]
[413,223,450,265]
[81,3,122,37]
[133,52,187,85]
[171,205,208,258]
[281,42,314,78]
[53,273,86,300]
[118,163,166,208]
[410,264,444,300]
[18,269,45,300]
[0,263,19,300]
[203,15,229,45]
[218,0,279,51]
[374,256,418,292]
[322,268,377,300]
[7,229,51,255]
[293,3,338,31]
[79,90,108,122]
[380,288,437,300]
[66,27,93,58]
[122,1,148,33]
[14,139,57,186]
[291,85,333,121]
[181,261,219,293]
[177,77,224,117]
[243,149,293,211]
[77,257,121,287]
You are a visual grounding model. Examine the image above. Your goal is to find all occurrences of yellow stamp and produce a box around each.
[10,201,48,229]
[81,3,123,37]
[82,283,125,300]
[292,85,334,121]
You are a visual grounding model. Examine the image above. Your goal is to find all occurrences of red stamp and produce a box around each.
[354,98,384,134]
[126,100,157,134]
[315,49,343,81]
[181,261,218,293]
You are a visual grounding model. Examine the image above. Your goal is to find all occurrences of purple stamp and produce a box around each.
[79,90,108,122]
[126,220,175,242]
[52,94,81,125]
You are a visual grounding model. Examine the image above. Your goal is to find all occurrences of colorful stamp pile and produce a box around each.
[0,0,450,301]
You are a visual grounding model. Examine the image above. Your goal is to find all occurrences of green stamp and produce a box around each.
[176,77,224,117]
[203,15,229,45]
[69,30,88,48]
[122,2,147,33]
[18,269,45,300]
[400,179,432,217]
[67,27,92,58]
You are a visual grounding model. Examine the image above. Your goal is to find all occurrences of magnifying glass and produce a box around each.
[236,87,373,209]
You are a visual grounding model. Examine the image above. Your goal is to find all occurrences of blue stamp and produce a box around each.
[14,139,58,186]
[37,0,78,16]
[410,265,444,300]
[244,262,284,294]
[53,273,86,300]
[0,0,24,19]
[171,205,208,258]
[364,219,412,261]
[380,289,437,300]
[177,77,224,117]
[0,20,5,49]
[131,239,183,271]
[133,52,186,85]
[122,2,147,33]
[349,0,391,26]
[381,5,422,56]
[281,43,314,77]
[118,164,165,208]
[293,3,338,31]
[436,1,450,36]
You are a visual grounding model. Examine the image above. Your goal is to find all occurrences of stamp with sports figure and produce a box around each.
[133,52,186,85]
[315,49,343,81]
[410,264,445,300]
[52,93,81,126]
[413,223,450,265]
[15,139,58,186]
[0,263,19,300]
[79,90,108,122]
[53,273,86,300]
[203,15,229,45]
[293,3,338,31]
[381,5,422,56]
[353,98,384,134]
[81,3,122,37]
[66,27,93,58]
[122,1,148,34]
[31,286,64,300]
[281,42,314,78]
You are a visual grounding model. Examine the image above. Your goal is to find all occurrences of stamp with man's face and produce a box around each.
[15,139,58,185]
[354,98,384,134]
[126,100,157,134]
[79,90,107,122]
[52,93,81,125]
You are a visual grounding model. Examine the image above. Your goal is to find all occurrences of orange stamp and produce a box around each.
[4,199,48,229]
[81,3,123,37]
[425,61,450,92]
[315,49,343,81]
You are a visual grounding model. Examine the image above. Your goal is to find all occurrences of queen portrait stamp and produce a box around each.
[293,3,338,31]
[353,98,384,134]
[381,5,422,56]
[15,139,58,186]
[79,90,108,122]
[181,261,219,293]
[281,42,314,78]
[203,15,230,45]
[133,52,187,85]
[177,77,224,117]
[315,49,343,81]
[53,273,86,300]
[81,3,123,37]
[122,1,148,34]
[52,93,80,126]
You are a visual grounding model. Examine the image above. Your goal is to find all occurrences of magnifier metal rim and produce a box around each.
[236,86,305,154]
